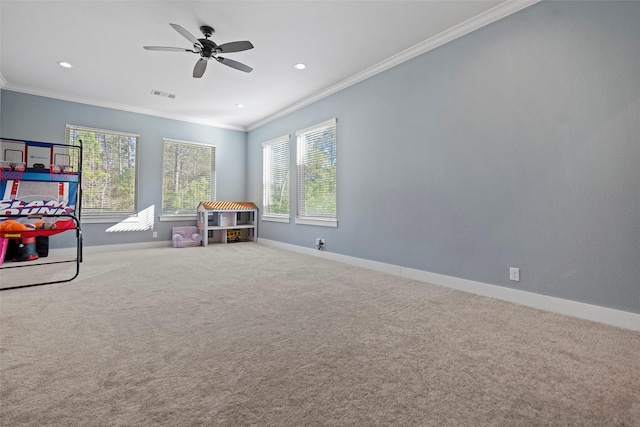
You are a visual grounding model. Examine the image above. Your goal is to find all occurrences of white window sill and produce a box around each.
[159,214,197,222]
[262,215,290,223]
[81,215,135,224]
[295,217,338,227]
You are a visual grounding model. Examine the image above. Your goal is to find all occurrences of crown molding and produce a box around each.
[1,83,246,132]
[2,0,539,134]
[247,0,540,131]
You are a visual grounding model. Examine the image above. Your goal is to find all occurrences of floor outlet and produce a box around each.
[509,267,520,282]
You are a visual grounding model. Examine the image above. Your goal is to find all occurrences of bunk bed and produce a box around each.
[0,137,83,290]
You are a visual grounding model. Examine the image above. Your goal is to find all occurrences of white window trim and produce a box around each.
[66,124,140,139]
[161,138,216,216]
[81,215,135,224]
[262,214,291,223]
[295,217,337,227]
[262,134,290,220]
[66,124,139,218]
[158,214,197,222]
[295,118,337,137]
[296,117,337,226]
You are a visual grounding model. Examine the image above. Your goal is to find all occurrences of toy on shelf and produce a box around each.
[226,229,242,242]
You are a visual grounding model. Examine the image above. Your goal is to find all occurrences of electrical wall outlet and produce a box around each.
[509,267,520,282]
[316,238,325,246]
[153,231,158,238]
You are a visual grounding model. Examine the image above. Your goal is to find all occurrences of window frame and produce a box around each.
[295,118,338,228]
[65,124,139,221]
[262,134,291,223]
[160,138,216,219]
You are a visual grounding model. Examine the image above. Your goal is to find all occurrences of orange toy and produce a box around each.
[0,219,33,232]
[0,220,39,261]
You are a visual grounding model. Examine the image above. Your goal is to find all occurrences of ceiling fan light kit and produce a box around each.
[143,23,254,78]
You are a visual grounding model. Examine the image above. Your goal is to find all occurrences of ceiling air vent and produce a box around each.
[151,89,176,99]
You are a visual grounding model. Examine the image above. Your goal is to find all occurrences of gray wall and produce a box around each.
[247,1,640,314]
[1,90,247,248]
[2,2,638,314]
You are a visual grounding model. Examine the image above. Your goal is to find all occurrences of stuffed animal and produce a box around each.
[34,220,57,230]
[0,219,35,232]
[0,219,57,232]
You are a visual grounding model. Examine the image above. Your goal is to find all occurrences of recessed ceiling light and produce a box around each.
[58,61,73,68]
[294,63,306,70]
[236,104,244,108]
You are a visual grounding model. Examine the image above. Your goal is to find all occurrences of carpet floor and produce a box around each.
[1,243,639,426]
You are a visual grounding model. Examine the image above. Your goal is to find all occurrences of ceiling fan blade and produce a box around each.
[216,41,254,54]
[193,58,208,78]
[143,46,193,52]
[170,23,203,49]
[216,57,253,73]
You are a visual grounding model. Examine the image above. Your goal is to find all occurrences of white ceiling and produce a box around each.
[0,1,534,131]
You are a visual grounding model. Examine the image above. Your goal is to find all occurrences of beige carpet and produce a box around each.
[1,243,639,426]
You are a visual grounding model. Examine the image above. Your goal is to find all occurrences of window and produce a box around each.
[262,135,290,222]
[162,138,215,215]
[296,118,337,227]
[66,125,138,216]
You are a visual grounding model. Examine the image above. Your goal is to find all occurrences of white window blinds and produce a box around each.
[162,139,215,215]
[66,125,138,216]
[296,118,337,226]
[262,135,290,221]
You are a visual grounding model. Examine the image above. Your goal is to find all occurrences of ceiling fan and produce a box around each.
[144,23,254,78]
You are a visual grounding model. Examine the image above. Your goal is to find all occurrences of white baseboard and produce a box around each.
[258,238,640,332]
